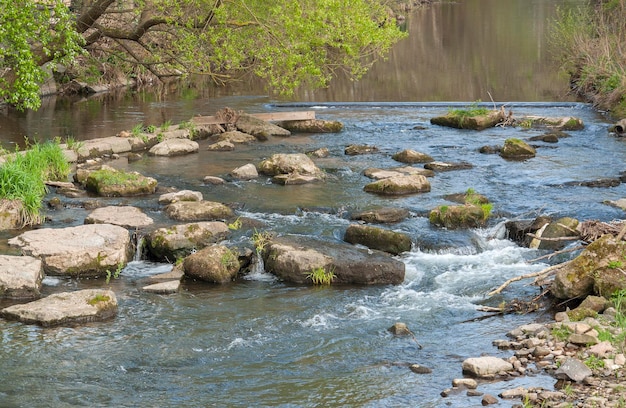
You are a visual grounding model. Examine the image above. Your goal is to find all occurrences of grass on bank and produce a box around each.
[0,141,70,226]
[551,0,626,117]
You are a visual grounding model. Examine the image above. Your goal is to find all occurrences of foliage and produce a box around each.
[0,141,70,226]
[0,0,84,111]
[251,229,273,254]
[583,354,605,370]
[448,102,490,118]
[87,293,111,305]
[551,1,626,116]
[612,288,626,328]
[227,217,242,231]
[105,262,124,284]
[306,266,336,285]
[0,0,406,110]
[551,324,572,342]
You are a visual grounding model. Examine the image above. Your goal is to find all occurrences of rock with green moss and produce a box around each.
[551,235,626,299]
[85,168,157,197]
[276,119,343,133]
[429,204,489,229]
[500,138,536,159]
[258,153,324,183]
[164,200,234,222]
[344,224,412,255]
[430,109,505,130]
[0,289,117,327]
[521,116,584,131]
[351,207,410,224]
[183,245,241,283]
[145,221,231,262]
[363,174,430,195]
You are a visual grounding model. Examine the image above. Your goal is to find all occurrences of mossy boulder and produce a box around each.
[145,221,231,262]
[363,174,430,195]
[276,119,343,133]
[344,224,412,255]
[85,168,157,197]
[551,235,626,299]
[500,138,536,159]
[183,245,241,283]
[429,204,488,229]
[392,149,433,164]
[258,153,324,181]
[430,109,504,130]
[522,116,584,131]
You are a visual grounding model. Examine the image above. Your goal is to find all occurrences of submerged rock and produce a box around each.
[351,207,410,224]
[345,144,379,155]
[344,224,412,255]
[1,289,118,327]
[276,119,343,133]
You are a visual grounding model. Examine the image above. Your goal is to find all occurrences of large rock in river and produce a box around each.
[1,289,117,327]
[431,109,505,130]
[145,221,231,262]
[500,138,536,159]
[551,235,626,299]
[364,174,430,195]
[8,224,132,277]
[183,244,241,283]
[262,235,405,285]
[236,113,291,138]
[0,255,43,299]
[164,200,234,222]
[148,138,199,156]
[258,153,323,178]
[344,224,412,255]
[85,205,154,229]
[276,119,343,133]
[85,168,157,197]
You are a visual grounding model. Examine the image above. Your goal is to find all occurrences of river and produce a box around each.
[0,1,619,407]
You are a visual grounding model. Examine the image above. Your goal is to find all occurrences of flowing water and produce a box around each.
[0,1,620,408]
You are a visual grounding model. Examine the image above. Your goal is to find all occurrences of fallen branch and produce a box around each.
[488,261,569,296]
[526,245,585,263]
[526,233,580,242]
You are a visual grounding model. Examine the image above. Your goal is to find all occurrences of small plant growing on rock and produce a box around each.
[583,354,605,370]
[228,217,242,230]
[88,293,110,305]
[448,102,489,118]
[160,120,172,131]
[220,248,239,269]
[551,324,573,342]
[131,123,143,136]
[105,262,124,284]
[306,266,336,285]
[252,229,273,254]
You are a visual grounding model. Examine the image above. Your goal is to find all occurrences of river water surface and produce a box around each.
[0,1,621,408]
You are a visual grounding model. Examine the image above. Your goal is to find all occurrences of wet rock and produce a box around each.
[481,394,499,405]
[388,322,412,335]
[409,364,432,374]
[263,235,405,285]
[207,140,235,151]
[363,166,434,180]
[1,289,117,327]
[505,216,551,247]
[529,133,559,143]
[429,204,487,229]
[554,357,592,382]
[158,190,203,204]
[391,149,433,164]
[272,173,322,185]
[148,138,199,156]
[235,113,291,138]
[500,138,536,159]
[164,201,234,222]
[8,224,132,277]
[531,216,579,251]
[424,161,473,171]
[183,245,240,283]
[307,147,330,158]
[462,356,513,378]
[0,255,43,299]
[430,109,505,130]
[345,144,379,155]
[230,163,258,180]
[522,115,584,131]
[276,119,343,133]
[452,378,478,389]
[142,280,180,294]
[84,206,154,229]
[344,224,412,255]
[478,145,501,154]
[363,174,431,196]
[351,207,410,224]
[258,153,323,179]
[203,176,226,185]
[216,130,257,144]
[145,221,230,262]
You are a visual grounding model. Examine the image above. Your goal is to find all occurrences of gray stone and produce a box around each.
[217,130,257,144]
[145,221,231,262]
[158,190,203,204]
[183,245,240,283]
[235,113,291,138]
[344,224,412,255]
[363,166,434,180]
[203,176,226,185]
[149,138,199,156]
[76,137,132,160]
[164,201,234,222]
[392,149,433,164]
[142,280,180,294]
[462,356,513,378]
[85,206,154,229]
[363,174,431,196]
[8,224,132,277]
[554,357,592,382]
[230,163,258,180]
[207,140,235,151]
[351,207,410,224]
[1,289,117,327]
[258,153,323,177]
[481,394,499,405]
[0,255,43,299]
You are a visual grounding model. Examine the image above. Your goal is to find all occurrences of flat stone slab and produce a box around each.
[462,356,513,378]
[142,280,180,294]
[8,224,132,276]
[158,190,203,204]
[1,289,118,327]
[85,206,154,229]
[149,139,199,156]
[77,136,133,160]
[0,255,43,299]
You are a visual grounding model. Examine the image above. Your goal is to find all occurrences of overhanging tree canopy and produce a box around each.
[0,0,406,110]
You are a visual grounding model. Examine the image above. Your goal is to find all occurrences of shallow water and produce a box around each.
[0,0,620,406]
